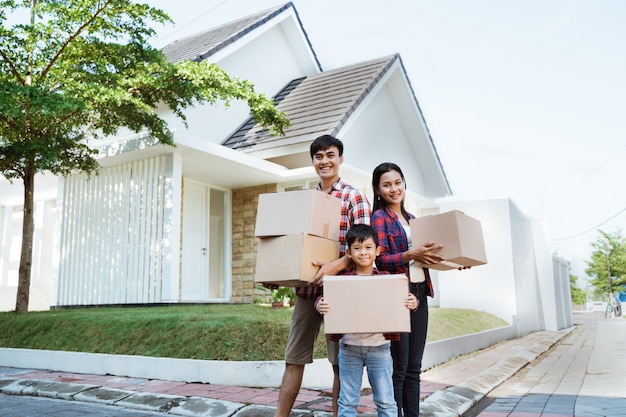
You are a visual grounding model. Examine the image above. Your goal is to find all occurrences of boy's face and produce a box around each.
[312,146,343,182]
[347,237,380,269]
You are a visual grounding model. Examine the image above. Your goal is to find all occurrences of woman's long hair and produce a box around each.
[372,162,411,222]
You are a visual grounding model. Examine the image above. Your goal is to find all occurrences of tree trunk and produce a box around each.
[15,167,35,313]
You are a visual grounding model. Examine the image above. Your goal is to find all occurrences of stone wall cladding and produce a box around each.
[231,184,278,303]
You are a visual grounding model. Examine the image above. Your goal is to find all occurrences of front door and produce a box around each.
[181,180,209,301]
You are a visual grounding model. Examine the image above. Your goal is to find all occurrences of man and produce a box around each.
[274,134,371,417]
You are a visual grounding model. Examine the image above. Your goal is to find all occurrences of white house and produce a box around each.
[0,2,571,334]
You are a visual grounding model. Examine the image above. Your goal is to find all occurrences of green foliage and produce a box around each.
[271,287,296,303]
[0,305,509,360]
[0,1,289,312]
[585,229,626,295]
[426,308,508,342]
[569,275,586,305]
[0,0,288,180]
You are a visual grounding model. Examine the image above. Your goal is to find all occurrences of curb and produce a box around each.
[0,329,572,416]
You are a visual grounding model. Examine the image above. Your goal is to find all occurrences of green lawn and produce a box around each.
[0,304,508,361]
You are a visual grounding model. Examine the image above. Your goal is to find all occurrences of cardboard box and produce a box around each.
[255,189,341,240]
[409,210,487,271]
[322,274,410,334]
[255,234,340,287]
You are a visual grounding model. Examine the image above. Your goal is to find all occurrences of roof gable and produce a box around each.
[161,2,318,66]
[222,55,399,153]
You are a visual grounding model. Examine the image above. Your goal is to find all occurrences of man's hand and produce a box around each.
[309,255,351,286]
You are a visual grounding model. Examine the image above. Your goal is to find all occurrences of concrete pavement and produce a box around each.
[1,313,616,417]
[462,312,626,417]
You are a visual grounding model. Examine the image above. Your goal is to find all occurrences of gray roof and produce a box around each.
[161,2,319,67]
[222,55,399,152]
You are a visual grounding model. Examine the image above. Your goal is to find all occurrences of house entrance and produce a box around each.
[181,181,228,301]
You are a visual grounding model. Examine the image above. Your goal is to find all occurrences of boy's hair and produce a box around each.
[346,224,378,247]
[309,134,344,159]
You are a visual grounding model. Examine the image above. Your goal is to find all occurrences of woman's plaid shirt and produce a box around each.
[371,207,434,298]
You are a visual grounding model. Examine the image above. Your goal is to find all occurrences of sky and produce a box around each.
[143,0,626,286]
[6,0,621,285]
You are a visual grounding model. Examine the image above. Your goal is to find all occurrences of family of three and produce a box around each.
[272,134,446,417]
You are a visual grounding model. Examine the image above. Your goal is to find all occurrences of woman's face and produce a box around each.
[377,169,405,206]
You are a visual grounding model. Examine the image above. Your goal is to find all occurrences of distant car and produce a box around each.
[591,301,607,313]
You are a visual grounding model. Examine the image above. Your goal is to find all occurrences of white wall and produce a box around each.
[0,200,57,312]
[436,198,519,324]
[435,197,573,334]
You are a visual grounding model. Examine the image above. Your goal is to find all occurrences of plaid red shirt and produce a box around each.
[371,207,434,298]
[296,178,371,299]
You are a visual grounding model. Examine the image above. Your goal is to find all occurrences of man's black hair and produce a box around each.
[309,134,344,158]
[346,224,378,247]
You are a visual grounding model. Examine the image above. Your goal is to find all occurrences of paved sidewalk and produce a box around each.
[0,327,571,417]
[462,313,626,417]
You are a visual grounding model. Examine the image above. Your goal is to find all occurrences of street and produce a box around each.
[0,393,168,417]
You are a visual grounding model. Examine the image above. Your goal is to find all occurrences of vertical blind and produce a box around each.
[57,156,168,305]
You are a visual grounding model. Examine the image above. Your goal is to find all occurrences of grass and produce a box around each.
[0,304,508,361]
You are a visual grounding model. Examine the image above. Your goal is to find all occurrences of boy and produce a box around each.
[274,135,371,417]
[316,224,418,417]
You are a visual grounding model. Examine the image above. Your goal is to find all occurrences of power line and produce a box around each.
[152,0,231,46]
[551,207,626,242]
[534,141,626,215]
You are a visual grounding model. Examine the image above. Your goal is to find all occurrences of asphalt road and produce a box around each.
[0,393,168,417]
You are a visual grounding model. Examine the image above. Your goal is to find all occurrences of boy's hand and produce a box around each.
[405,293,419,311]
[316,297,330,314]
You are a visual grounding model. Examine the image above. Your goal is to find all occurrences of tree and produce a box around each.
[569,275,586,305]
[585,229,626,296]
[0,0,289,312]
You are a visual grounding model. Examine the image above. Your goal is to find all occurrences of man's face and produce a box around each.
[312,146,343,182]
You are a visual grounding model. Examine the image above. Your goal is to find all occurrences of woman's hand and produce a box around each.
[405,241,444,265]
[405,293,419,311]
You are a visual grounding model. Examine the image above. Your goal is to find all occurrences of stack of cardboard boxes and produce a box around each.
[254,189,342,287]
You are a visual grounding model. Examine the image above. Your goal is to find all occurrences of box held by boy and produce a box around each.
[322,274,411,334]
[255,233,340,287]
[255,189,341,240]
[409,210,487,271]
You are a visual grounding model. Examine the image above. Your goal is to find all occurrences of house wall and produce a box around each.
[341,84,429,198]
[159,20,318,146]
[0,200,56,312]
[231,183,278,303]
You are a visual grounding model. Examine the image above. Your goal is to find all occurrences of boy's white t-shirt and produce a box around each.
[341,332,388,346]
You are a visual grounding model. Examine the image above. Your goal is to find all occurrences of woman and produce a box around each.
[370,162,443,417]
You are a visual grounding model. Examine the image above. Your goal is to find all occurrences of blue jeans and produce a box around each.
[338,342,397,417]
[391,281,428,417]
